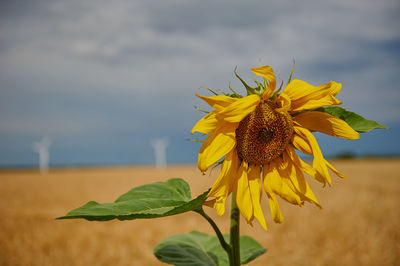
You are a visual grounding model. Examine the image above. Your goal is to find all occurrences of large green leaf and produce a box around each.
[154,231,267,266]
[58,178,208,221]
[317,106,389,133]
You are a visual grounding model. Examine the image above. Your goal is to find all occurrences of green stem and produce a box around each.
[230,194,240,266]
[196,209,232,260]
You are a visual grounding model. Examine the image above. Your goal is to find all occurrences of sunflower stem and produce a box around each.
[230,194,240,266]
[196,209,232,260]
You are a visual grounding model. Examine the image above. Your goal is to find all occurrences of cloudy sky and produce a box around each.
[1,0,399,166]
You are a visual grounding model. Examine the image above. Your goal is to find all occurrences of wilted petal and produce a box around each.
[251,65,276,100]
[283,80,342,112]
[294,126,331,185]
[191,111,219,135]
[247,165,267,230]
[267,159,302,205]
[217,94,260,122]
[283,151,321,207]
[263,163,284,223]
[207,150,240,215]
[198,123,236,172]
[325,159,349,179]
[294,111,360,139]
[196,94,237,110]
[236,162,253,222]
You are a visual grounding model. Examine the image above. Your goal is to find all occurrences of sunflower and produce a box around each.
[191,65,360,230]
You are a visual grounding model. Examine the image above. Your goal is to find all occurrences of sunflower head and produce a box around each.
[236,100,293,165]
[192,65,360,231]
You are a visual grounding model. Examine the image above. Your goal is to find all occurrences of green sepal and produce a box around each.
[227,93,242,98]
[57,178,209,221]
[316,106,389,133]
[253,80,265,95]
[154,231,267,266]
[194,106,210,113]
[234,67,262,96]
[287,60,295,84]
[228,83,242,98]
[204,87,219,95]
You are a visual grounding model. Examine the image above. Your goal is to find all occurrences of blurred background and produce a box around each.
[1,0,399,167]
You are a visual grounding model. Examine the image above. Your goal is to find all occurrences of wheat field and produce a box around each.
[0,159,399,266]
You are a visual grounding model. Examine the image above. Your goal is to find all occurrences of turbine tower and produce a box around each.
[33,137,51,174]
[150,138,169,169]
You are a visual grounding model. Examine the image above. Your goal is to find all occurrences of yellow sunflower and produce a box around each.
[191,65,360,231]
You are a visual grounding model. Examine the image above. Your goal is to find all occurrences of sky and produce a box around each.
[0,0,399,167]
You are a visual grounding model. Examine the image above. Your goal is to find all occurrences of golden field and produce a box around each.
[0,159,399,266]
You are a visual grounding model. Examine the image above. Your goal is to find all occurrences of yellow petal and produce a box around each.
[263,163,284,223]
[283,151,321,208]
[217,94,260,123]
[263,159,302,206]
[266,161,283,193]
[267,194,283,223]
[251,65,276,100]
[287,144,328,185]
[203,197,231,216]
[274,93,292,113]
[274,159,303,206]
[196,94,237,110]
[291,136,348,180]
[191,111,219,135]
[293,95,342,112]
[208,150,239,199]
[317,80,342,96]
[198,123,236,172]
[247,165,268,231]
[294,111,360,139]
[324,159,349,179]
[213,197,228,216]
[236,162,253,222]
[285,144,321,182]
[294,126,331,185]
[292,134,312,155]
[283,80,342,112]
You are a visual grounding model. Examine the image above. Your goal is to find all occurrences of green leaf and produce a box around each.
[58,178,209,221]
[154,231,267,266]
[316,106,389,133]
[239,236,268,264]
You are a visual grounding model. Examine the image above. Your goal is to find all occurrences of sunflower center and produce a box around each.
[235,100,293,165]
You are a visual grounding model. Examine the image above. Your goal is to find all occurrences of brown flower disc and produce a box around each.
[235,100,293,165]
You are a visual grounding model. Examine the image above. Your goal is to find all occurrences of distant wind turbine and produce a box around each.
[32,137,51,174]
[150,138,169,169]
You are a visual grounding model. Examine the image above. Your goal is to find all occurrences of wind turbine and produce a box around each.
[32,137,51,174]
[150,138,169,169]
